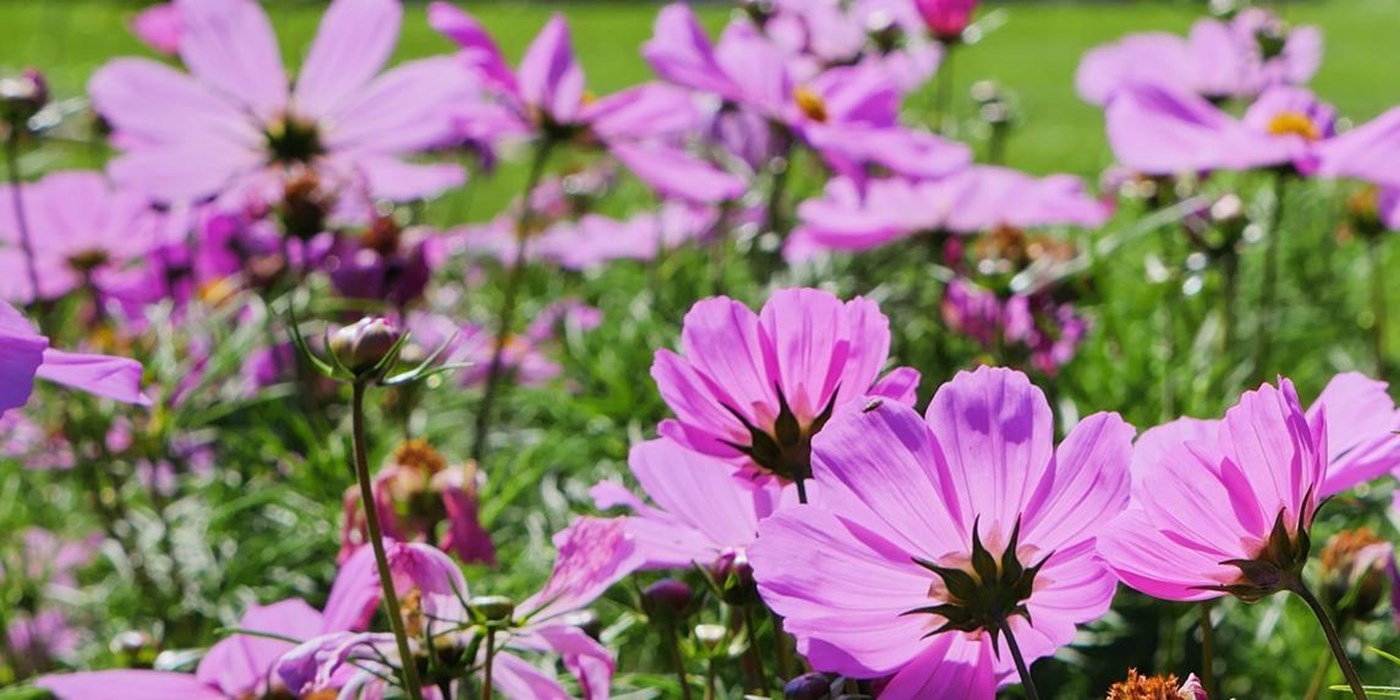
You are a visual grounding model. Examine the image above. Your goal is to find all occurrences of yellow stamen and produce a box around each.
[793,86,828,123]
[1267,110,1320,141]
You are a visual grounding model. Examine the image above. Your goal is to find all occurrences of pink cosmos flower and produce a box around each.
[913,0,978,42]
[91,0,473,204]
[430,4,743,205]
[39,598,338,699]
[0,300,149,414]
[749,366,1133,697]
[1306,372,1400,496]
[339,438,495,566]
[645,4,968,180]
[1077,10,1321,105]
[130,3,182,55]
[754,0,943,92]
[591,436,791,570]
[941,277,1088,376]
[651,288,920,488]
[1098,378,1324,602]
[0,170,170,304]
[785,167,1108,261]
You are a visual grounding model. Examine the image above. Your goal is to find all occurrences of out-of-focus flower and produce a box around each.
[786,167,1107,261]
[340,438,495,566]
[325,218,446,309]
[644,4,968,180]
[1318,528,1392,623]
[1077,9,1321,105]
[406,302,599,392]
[0,170,170,304]
[749,367,1133,697]
[942,277,1088,376]
[590,436,791,570]
[39,598,335,699]
[0,412,75,470]
[913,0,977,42]
[0,300,149,414]
[0,69,48,126]
[130,3,182,55]
[1106,669,1209,700]
[91,0,473,204]
[652,288,919,485]
[430,3,743,204]
[1099,379,1323,602]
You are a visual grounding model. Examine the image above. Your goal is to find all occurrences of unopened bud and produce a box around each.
[694,623,726,650]
[642,579,695,623]
[0,69,48,126]
[784,672,833,700]
[469,595,516,625]
[330,317,402,377]
[714,552,757,606]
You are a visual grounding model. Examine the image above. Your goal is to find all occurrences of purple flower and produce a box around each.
[0,300,149,413]
[786,167,1107,261]
[39,598,332,699]
[913,0,978,42]
[645,4,968,180]
[651,288,920,484]
[325,219,446,309]
[1098,379,1324,602]
[91,0,473,204]
[0,171,171,303]
[130,3,182,55]
[1306,372,1400,496]
[1077,10,1321,105]
[430,4,743,204]
[941,278,1088,376]
[749,367,1133,696]
[591,437,792,570]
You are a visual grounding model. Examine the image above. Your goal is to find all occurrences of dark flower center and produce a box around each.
[265,114,325,164]
[67,248,110,273]
[719,384,840,483]
[1198,503,1312,602]
[903,516,1048,647]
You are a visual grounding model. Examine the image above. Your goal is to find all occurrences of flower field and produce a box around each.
[2,0,1400,698]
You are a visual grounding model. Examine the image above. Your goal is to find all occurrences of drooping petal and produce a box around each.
[174,0,288,120]
[1105,85,1257,174]
[511,625,615,700]
[490,651,573,700]
[608,143,743,204]
[0,302,46,414]
[518,517,642,622]
[294,0,402,120]
[628,437,776,556]
[36,349,150,406]
[196,598,325,697]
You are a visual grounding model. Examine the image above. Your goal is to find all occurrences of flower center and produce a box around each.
[67,248,110,273]
[793,86,828,123]
[265,114,325,164]
[1267,111,1320,141]
[394,439,447,475]
[720,386,839,483]
[1106,669,1185,700]
[904,517,1046,644]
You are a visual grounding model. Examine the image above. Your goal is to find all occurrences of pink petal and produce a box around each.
[427,2,518,95]
[1021,412,1134,553]
[642,4,742,102]
[322,56,474,157]
[107,141,264,204]
[490,652,572,700]
[175,0,288,120]
[629,438,779,555]
[877,635,996,700]
[609,142,743,204]
[38,670,226,700]
[130,3,183,55]
[88,58,262,147]
[1309,372,1400,496]
[519,517,642,622]
[36,349,150,406]
[294,0,402,120]
[197,599,324,696]
[518,14,586,124]
[0,301,46,414]
[352,156,465,202]
[1097,509,1236,602]
[672,296,777,431]
[1105,85,1252,174]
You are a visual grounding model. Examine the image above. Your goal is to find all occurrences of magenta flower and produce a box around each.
[430,3,742,205]
[1105,84,1345,175]
[750,0,943,92]
[325,220,446,309]
[786,167,1108,261]
[537,202,734,272]
[749,367,1133,697]
[39,598,334,699]
[652,288,919,489]
[941,277,1089,376]
[91,0,472,204]
[644,4,968,180]
[0,170,171,304]
[130,2,181,55]
[1098,379,1324,602]
[913,0,978,42]
[591,437,791,570]
[1077,10,1321,105]
[1307,372,1400,496]
[0,300,149,413]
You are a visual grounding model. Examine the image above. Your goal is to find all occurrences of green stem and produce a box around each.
[771,610,792,682]
[1199,601,1217,700]
[352,382,426,700]
[1291,579,1368,700]
[1255,174,1288,376]
[740,603,767,693]
[481,628,496,700]
[1367,235,1388,375]
[1220,250,1240,357]
[3,127,40,310]
[999,619,1041,700]
[470,139,554,465]
[664,622,693,700]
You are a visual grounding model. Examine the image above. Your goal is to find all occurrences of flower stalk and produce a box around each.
[998,618,1041,700]
[1255,173,1288,375]
[351,381,427,700]
[3,125,41,311]
[471,138,555,464]
[1290,579,1368,700]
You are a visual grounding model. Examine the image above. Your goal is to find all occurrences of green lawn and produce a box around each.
[3,1,1400,176]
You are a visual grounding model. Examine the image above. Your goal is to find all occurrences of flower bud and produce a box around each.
[330,317,403,377]
[642,579,695,623]
[913,0,978,42]
[713,552,757,606]
[784,672,833,700]
[1319,527,1392,622]
[0,69,48,126]
[469,595,516,625]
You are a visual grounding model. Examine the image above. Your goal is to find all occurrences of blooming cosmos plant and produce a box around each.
[90,0,473,204]
[650,287,919,499]
[749,366,1133,698]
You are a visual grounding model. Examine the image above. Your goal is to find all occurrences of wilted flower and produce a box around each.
[90,0,473,204]
[1106,669,1209,700]
[652,288,919,490]
[1318,528,1393,622]
[750,367,1133,697]
[339,439,495,566]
